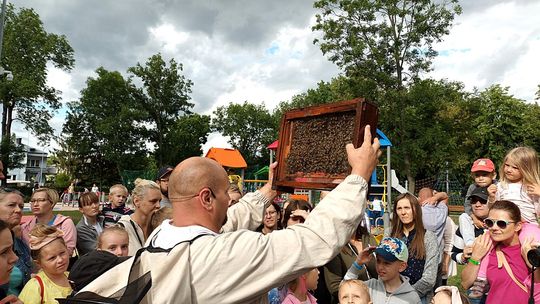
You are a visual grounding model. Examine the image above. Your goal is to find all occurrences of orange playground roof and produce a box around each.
[205,147,248,168]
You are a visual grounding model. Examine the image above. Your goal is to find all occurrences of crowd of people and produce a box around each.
[1,127,540,304]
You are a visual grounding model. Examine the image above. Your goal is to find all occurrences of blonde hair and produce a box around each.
[31,188,59,207]
[97,226,129,249]
[339,279,371,302]
[29,225,66,260]
[109,184,128,195]
[500,147,540,187]
[126,179,160,208]
[132,178,160,199]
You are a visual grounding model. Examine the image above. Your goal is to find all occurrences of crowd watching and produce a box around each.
[2,127,540,304]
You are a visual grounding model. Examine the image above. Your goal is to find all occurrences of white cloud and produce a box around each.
[430,1,540,101]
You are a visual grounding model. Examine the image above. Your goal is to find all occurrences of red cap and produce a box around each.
[471,158,495,173]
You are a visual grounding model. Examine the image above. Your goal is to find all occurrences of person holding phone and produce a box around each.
[344,237,421,303]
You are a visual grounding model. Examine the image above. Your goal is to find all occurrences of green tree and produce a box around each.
[128,54,194,166]
[312,0,461,90]
[212,101,276,167]
[61,67,149,185]
[0,4,74,179]
[159,113,211,166]
[470,85,529,165]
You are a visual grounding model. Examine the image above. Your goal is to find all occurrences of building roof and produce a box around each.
[205,148,248,168]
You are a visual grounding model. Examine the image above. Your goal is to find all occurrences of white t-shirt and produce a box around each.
[497,182,540,223]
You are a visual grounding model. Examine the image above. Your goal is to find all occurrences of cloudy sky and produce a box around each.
[8,0,540,153]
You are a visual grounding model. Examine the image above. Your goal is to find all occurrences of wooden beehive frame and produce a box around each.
[273,98,378,192]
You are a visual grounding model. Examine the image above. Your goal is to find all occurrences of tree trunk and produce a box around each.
[403,154,415,193]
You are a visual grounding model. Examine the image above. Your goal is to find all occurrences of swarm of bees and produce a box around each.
[286,111,354,176]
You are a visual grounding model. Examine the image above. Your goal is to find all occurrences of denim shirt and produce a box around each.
[12,237,32,293]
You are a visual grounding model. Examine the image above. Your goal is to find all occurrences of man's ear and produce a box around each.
[200,188,213,210]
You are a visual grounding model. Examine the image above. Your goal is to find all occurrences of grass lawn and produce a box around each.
[23,210,83,224]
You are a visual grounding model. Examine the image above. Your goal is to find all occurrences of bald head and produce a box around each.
[169,157,228,199]
[418,187,433,202]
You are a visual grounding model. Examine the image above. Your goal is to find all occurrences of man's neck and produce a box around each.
[383,275,403,294]
[37,213,55,225]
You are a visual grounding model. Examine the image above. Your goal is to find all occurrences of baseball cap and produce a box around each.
[471,159,495,173]
[375,237,408,262]
[156,166,174,180]
[468,186,488,202]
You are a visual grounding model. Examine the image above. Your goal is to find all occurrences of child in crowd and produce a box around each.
[97,226,129,257]
[151,207,172,231]
[19,225,72,303]
[464,159,497,215]
[102,184,132,228]
[460,159,496,247]
[282,268,319,304]
[488,147,540,225]
[473,147,540,298]
[338,280,372,304]
[346,237,421,304]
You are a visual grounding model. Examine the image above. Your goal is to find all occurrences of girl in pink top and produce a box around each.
[282,268,319,304]
[461,200,540,303]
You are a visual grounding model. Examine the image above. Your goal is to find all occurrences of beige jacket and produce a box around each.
[81,175,368,303]
[117,215,145,256]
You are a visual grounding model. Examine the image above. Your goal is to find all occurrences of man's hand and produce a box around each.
[259,162,278,202]
[346,125,381,181]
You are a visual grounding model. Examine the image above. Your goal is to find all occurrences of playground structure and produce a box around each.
[205,147,247,191]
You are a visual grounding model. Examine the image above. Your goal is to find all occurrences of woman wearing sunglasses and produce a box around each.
[461,200,540,303]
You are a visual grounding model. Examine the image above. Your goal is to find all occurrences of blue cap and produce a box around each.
[375,237,408,262]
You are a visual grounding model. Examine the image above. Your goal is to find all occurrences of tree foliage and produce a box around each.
[212,101,276,167]
[60,68,149,186]
[0,4,74,179]
[159,113,211,166]
[313,0,461,90]
[128,54,194,166]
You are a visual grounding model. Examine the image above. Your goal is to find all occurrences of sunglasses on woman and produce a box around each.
[483,218,516,229]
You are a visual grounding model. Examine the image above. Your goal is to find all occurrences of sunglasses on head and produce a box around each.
[484,218,516,229]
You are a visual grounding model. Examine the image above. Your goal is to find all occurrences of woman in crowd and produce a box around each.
[390,193,438,303]
[324,223,377,304]
[282,199,313,228]
[97,226,130,257]
[257,202,282,234]
[118,178,161,255]
[462,200,540,303]
[19,225,72,303]
[21,188,77,255]
[0,189,32,296]
[0,219,23,303]
[76,192,105,256]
